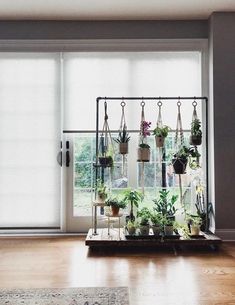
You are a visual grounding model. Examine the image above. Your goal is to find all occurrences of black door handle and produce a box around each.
[66,141,70,167]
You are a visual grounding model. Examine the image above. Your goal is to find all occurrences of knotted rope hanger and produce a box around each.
[140,100,146,194]
[100,100,114,156]
[174,100,184,149]
[119,99,127,132]
[156,101,163,128]
[119,99,128,177]
[192,100,198,121]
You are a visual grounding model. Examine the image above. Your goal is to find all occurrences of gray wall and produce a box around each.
[209,13,235,234]
[0,20,208,39]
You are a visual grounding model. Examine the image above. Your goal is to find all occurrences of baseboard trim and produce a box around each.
[215,229,235,241]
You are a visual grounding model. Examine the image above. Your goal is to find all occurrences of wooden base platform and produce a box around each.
[85,228,222,249]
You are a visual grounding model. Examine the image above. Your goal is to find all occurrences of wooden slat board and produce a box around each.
[85,228,222,248]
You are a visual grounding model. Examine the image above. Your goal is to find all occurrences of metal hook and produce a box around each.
[192,100,197,107]
[140,98,145,107]
[157,101,162,107]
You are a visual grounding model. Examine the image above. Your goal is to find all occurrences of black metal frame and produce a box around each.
[94,96,209,235]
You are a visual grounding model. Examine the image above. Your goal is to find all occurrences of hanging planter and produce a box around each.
[153,101,170,148]
[172,146,200,174]
[137,144,150,162]
[153,126,171,148]
[98,101,114,169]
[137,120,151,162]
[189,101,202,146]
[98,155,113,168]
[114,101,130,155]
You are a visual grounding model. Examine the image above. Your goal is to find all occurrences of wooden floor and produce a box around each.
[0,237,234,305]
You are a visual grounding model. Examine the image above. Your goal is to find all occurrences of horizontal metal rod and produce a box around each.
[97,96,208,101]
[63,129,191,134]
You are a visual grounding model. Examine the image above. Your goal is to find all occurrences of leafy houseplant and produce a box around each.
[96,180,108,203]
[150,212,163,235]
[190,118,202,146]
[123,189,143,222]
[187,214,202,236]
[138,121,151,162]
[153,189,178,220]
[162,216,175,236]
[126,220,138,235]
[172,145,200,174]
[114,127,130,155]
[105,196,126,216]
[137,207,151,235]
[153,125,170,148]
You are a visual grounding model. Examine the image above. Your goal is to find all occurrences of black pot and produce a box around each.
[99,156,113,168]
[172,157,188,174]
[189,135,202,146]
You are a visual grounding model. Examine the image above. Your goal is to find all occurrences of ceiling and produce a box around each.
[0,0,234,20]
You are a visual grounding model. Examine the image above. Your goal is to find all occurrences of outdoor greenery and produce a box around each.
[73,132,203,218]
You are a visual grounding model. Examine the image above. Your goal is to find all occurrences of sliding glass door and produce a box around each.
[0,53,62,229]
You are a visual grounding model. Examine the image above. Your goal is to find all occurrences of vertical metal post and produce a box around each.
[94,97,100,235]
[205,97,209,231]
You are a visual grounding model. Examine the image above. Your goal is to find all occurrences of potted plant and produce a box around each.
[190,118,202,146]
[138,120,151,162]
[114,127,130,155]
[123,189,143,222]
[152,189,178,221]
[126,220,138,235]
[137,207,151,235]
[187,214,202,236]
[162,216,175,236]
[153,125,170,148]
[96,180,108,203]
[172,146,200,174]
[150,212,163,235]
[99,147,114,168]
[105,196,126,216]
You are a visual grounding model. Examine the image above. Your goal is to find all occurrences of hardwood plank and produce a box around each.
[0,237,234,305]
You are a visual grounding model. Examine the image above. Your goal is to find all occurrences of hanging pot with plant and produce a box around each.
[114,101,130,155]
[153,125,171,148]
[115,127,130,155]
[137,120,151,162]
[190,101,202,146]
[98,102,114,168]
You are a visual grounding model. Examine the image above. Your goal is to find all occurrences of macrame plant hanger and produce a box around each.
[139,100,146,194]
[174,100,186,215]
[99,100,114,177]
[118,99,128,177]
[156,100,163,163]
[190,100,200,168]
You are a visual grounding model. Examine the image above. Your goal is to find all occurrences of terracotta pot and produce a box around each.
[111,206,120,216]
[172,157,188,174]
[152,225,161,235]
[164,225,174,235]
[119,143,128,154]
[139,225,150,236]
[190,225,200,236]
[189,135,202,146]
[155,136,165,148]
[137,148,150,162]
